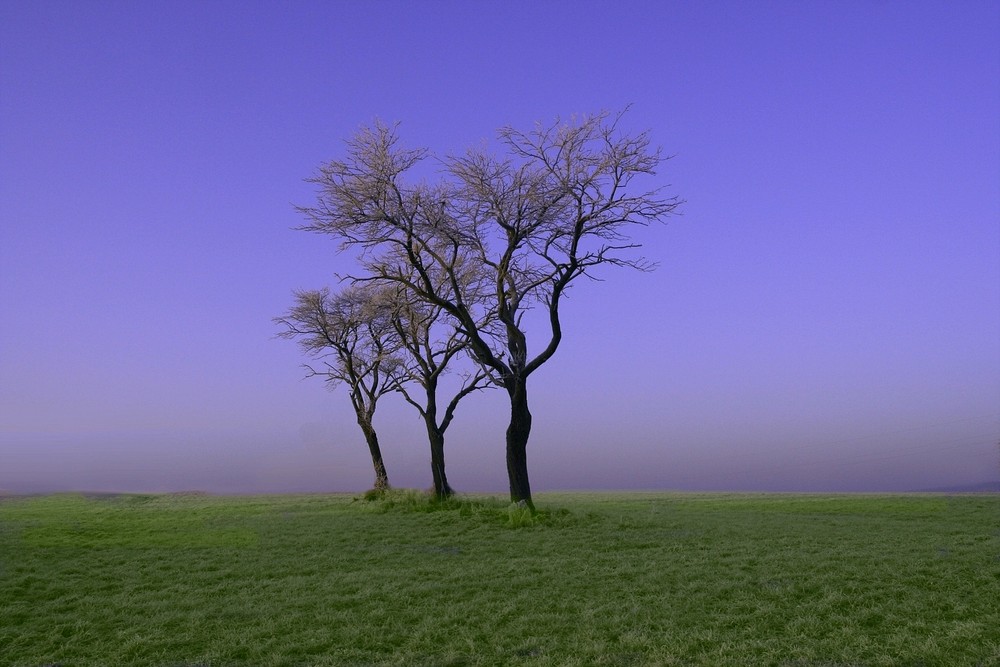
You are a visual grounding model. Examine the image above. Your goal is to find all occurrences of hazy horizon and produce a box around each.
[2,1,998,496]
[3,409,997,496]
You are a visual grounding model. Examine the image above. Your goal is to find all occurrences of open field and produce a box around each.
[1,491,998,666]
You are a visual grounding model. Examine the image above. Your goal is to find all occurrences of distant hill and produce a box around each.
[919,480,1000,493]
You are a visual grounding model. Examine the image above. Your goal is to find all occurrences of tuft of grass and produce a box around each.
[1,491,998,665]
[505,501,538,528]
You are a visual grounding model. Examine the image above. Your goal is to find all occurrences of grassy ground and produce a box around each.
[1,490,997,666]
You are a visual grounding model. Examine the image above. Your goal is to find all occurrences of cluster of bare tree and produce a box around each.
[276,110,680,509]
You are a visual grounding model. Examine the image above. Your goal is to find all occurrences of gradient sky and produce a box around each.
[2,0,998,494]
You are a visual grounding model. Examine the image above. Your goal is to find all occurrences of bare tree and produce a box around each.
[274,285,402,492]
[384,285,490,499]
[299,110,680,508]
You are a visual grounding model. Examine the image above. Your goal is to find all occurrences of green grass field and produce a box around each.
[1,490,997,666]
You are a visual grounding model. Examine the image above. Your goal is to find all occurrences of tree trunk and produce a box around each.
[360,421,390,491]
[421,381,453,499]
[426,423,454,499]
[505,378,534,510]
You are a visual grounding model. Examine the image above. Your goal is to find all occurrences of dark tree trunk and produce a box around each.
[505,377,533,510]
[360,420,390,491]
[420,381,453,499]
[426,423,453,499]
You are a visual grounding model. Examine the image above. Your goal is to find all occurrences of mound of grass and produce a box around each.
[1,492,997,665]
[356,487,573,529]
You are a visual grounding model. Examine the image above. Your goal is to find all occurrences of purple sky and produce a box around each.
[2,1,998,495]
